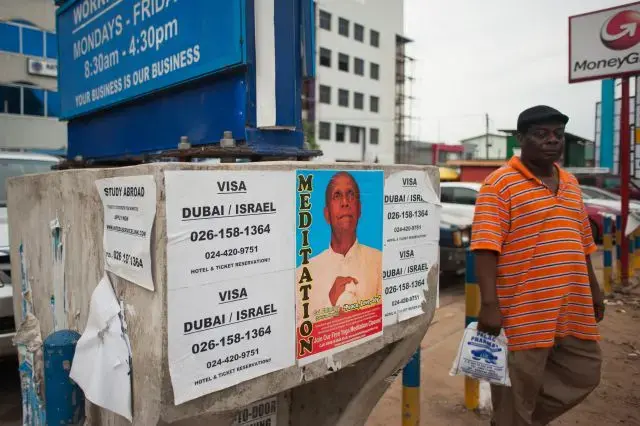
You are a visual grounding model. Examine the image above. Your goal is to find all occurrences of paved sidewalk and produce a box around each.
[366,281,640,426]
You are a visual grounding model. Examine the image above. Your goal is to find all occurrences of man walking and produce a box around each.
[470,105,605,426]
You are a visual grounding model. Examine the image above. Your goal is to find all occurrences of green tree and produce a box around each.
[302,120,319,150]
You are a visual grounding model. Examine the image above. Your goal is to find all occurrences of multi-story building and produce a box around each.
[308,0,407,164]
[0,0,66,155]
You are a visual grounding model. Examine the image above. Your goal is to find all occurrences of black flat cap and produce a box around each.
[517,105,569,133]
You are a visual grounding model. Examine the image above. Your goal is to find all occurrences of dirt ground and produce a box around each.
[366,285,640,426]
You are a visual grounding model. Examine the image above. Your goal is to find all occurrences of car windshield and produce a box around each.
[0,158,58,207]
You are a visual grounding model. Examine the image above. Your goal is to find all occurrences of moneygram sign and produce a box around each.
[569,2,640,83]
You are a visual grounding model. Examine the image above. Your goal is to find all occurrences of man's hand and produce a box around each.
[477,301,502,336]
[586,255,605,323]
[329,276,358,306]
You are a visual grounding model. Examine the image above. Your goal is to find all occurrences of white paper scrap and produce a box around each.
[70,274,133,422]
[96,175,157,291]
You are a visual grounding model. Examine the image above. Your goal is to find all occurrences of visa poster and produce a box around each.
[295,170,384,365]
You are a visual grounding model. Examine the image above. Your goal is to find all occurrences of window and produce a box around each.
[370,96,379,113]
[338,89,349,107]
[339,18,349,37]
[319,122,331,140]
[0,83,60,117]
[0,85,21,114]
[370,128,379,145]
[441,187,478,205]
[350,126,364,144]
[370,63,380,80]
[0,159,59,206]
[47,90,60,118]
[0,22,20,54]
[23,87,45,116]
[336,124,346,142]
[319,47,331,67]
[22,27,44,57]
[370,29,380,47]
[338,53,349,72]
[354,92,364,110]
[319,10,331,30]
[46,32,57,59]
[354,23,364,42]
[354,58,364,76]
[319,85,331,104]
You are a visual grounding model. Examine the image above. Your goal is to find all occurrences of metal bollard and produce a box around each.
[634,229,640,278]
[43,330,85,425]
[602,216,613,296]
[464,250,480,410]
[615,215,622,288]
[401,348,420,426]
[629,233,636,278]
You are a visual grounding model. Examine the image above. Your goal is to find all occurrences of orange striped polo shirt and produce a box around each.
[470,156,600,351]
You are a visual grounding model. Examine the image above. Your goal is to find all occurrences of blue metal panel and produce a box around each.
[44,330,85,425]
[56,0,246,119]
[600,79,615,170]
[68,73,247,159]
[301,0,316,79]
[274,0,301,127]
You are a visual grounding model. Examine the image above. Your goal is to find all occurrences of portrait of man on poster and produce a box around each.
[296,171,382,322]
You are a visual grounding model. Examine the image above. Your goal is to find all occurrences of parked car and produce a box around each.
[580,185,640,211]
[439,182,618,244]
[439,210,472,276]
[0,151,61,357]
[573,172,640,201]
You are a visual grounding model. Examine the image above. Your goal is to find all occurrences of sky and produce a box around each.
[403,0,628,144]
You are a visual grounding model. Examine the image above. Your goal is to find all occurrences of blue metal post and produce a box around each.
[44,330,85,425]
[402,348,420,425]
[600,79,615,170]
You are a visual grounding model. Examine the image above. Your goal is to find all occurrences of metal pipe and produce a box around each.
[464,250,480,410]
[402,348,420,425]
[620,76,631,285]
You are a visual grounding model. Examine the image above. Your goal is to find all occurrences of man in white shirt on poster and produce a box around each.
[296,171,382,323]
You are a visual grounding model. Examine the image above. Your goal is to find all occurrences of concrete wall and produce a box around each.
[0,0,56,31]
[7,162,438,425]
[0,53,57,90]
[0,114,66,151]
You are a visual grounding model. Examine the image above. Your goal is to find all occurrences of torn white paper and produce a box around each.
[96,175,157,291]
[70,274,132,422]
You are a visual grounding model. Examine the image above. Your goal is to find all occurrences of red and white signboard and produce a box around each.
[569,2,640,83]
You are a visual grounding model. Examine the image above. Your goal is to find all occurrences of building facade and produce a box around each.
[460,133,508,160]
[310,0,406,163]
[0,0,66,155]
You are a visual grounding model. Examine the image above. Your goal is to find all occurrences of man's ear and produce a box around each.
[324,206,330,224]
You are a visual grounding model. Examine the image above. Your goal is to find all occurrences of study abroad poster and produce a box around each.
[295,169,384,365]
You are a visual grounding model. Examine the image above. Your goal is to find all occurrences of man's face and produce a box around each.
[518,122,565,164]
[324,174,361,234]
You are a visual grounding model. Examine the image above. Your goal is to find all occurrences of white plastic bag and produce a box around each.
[449,321,511,387]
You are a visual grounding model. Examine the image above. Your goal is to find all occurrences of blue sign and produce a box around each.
[56,0,246,119]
